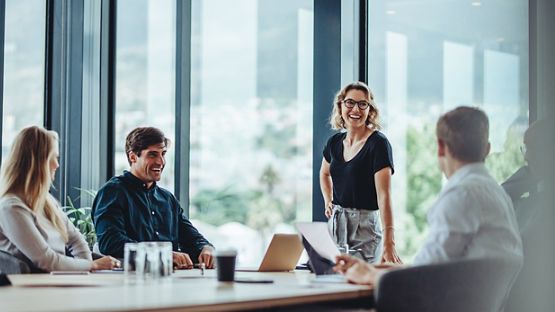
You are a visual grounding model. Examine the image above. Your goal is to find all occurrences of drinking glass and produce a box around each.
[124,242,139,277]
[157,241,173,278]
[135,242,161,282]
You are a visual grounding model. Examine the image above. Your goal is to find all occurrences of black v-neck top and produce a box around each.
[323,131,394,210]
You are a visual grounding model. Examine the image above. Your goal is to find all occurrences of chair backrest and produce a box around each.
[0,273,11,286]
[375,258,521,312]
[0,250,31,274]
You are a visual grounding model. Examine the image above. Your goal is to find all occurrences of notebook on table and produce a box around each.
[235,234,304,272]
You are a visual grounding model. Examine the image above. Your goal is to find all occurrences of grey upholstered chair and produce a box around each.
[375,258,521,312]
[0,250,31,274]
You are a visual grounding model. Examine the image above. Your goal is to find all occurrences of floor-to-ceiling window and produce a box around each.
[189,0,314,266]
[114,0,176,192]
[368,0,529,259]
[1,0,45,163]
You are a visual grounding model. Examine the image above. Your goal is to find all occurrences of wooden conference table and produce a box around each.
[0,270,373,312]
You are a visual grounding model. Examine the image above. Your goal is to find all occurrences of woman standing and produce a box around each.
[320,82,401,263]
[0,126,119,272]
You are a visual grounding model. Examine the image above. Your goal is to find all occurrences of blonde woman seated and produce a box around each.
[0,126,119,272]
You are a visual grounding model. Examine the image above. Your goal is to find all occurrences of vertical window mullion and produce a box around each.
[175,0,192,213]
[0,0,5,164]
[45,0,85,206]
[313,0,342,222]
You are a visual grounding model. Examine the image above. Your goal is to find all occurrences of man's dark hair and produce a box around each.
[125,127,169,165]
[436,106,489,162]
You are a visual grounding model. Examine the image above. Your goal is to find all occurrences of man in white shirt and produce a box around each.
[334,106,523,285]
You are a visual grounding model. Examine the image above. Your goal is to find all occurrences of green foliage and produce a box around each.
[62,189,97,248]
[259,164,281,194]
[246,190,285,233]
[190,187,250,226]
[403,123,442,258]
[191,164,293,232]
[255,124,299,158]
[254,98,311,159]
[486,130,525,183]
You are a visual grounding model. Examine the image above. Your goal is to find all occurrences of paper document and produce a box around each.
[295,222,340,262]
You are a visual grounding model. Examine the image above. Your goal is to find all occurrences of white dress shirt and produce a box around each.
[0,195,92,271]
[413,163,523,265]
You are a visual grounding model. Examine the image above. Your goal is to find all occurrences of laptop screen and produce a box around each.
[301,236,336,275]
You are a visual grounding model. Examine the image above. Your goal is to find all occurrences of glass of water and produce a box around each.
[134,241,173,282]
[124,242,139,276]
[156,241,173,278]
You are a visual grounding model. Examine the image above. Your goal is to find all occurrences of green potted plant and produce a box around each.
[62,189,97,248]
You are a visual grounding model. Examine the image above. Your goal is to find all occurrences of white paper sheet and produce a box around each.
[295,222,340,262]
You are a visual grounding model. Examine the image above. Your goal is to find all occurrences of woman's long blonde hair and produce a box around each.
[0,126,68,242]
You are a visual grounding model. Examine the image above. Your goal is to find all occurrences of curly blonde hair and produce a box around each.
[329,81,381,130]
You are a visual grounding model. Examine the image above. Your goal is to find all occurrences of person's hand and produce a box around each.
[334,254,376,285]
[324,201,334,219]
[333,254,362,274]
[380,243,403,264]
[198,245,215,269]
[92,256,120,271]
[173,252,193,269]
[345,260,378,285]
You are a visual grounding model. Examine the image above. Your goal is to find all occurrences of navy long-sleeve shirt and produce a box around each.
[92,171,212,259]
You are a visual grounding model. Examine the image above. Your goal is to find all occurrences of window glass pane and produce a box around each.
[115,0,176,191]
[2,0,45,163]
[340,0,356,85]
[368,1,529,260]
[80,0,102,205]
[190,0,314,266]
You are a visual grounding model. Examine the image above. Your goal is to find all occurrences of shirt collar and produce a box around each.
[123,170,157,191]
[443,162,488,191]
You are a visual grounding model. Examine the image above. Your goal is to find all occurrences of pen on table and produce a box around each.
[194,263,206,275]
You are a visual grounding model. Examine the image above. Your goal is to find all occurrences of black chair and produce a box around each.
[0,273,11,286]
[0,250,31,274]
[375,258,521,312]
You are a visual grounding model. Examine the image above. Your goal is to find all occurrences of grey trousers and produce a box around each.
[328,205,382,263]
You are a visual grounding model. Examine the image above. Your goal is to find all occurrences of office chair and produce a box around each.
[0,273,11,286]
[375,258,521,312]
[0,250,31,274]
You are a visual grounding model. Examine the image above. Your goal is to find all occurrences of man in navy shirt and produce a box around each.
[92,127,214,269]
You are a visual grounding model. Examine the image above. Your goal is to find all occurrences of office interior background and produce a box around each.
[0,0,553,266]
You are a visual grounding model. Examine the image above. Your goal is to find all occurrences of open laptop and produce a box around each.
[236,234,304,272]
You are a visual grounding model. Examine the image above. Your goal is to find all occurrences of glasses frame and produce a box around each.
[342,99,370,110]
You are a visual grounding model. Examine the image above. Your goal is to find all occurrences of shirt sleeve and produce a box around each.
[92,185,136,258]
[372,136,395,175]
[175,198,213,260]
[0,202,92,272]
[323,135,333,163]
[412,188,479,265]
